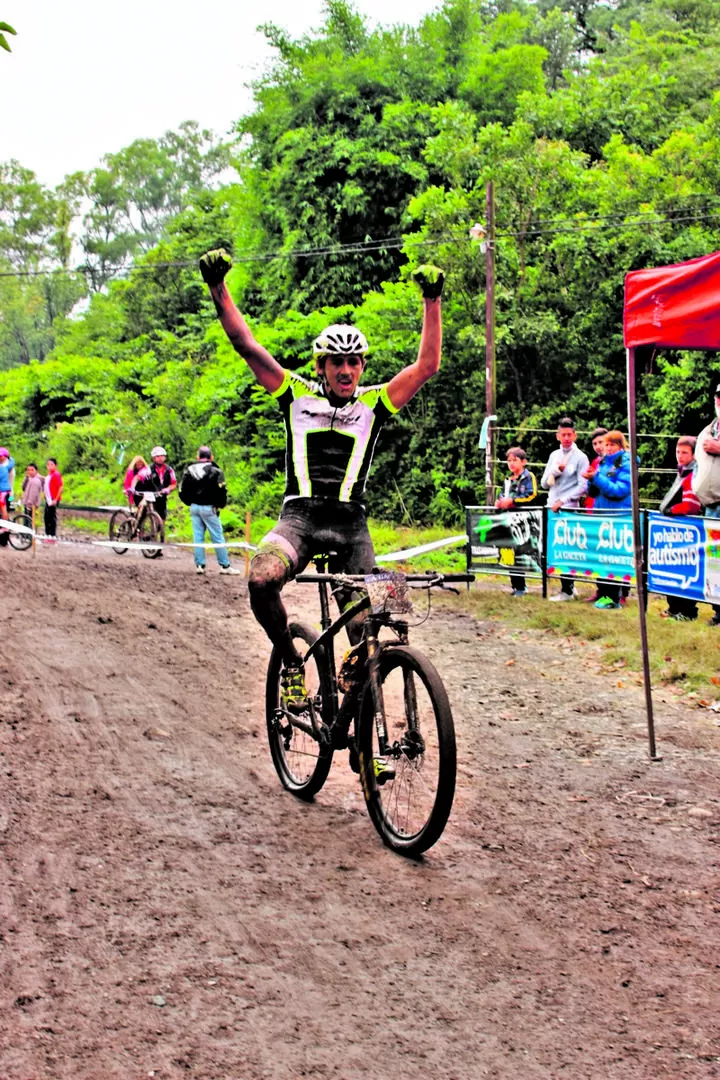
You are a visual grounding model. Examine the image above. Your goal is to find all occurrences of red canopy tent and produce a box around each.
[624,249,720,756]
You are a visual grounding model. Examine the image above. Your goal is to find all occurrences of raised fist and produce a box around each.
[412,264,445,300]
[199,248,232,287]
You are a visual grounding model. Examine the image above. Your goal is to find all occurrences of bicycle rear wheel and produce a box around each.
[8,513,33,551]
[266,621,333,800]
[109,510,132,554]
[139,510,164,559]
[357,645,456,857]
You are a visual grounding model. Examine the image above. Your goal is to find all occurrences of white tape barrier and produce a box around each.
[4,524,469,561]
[0,519,34,535]
[376,534,468,562]
[91,540,256,550]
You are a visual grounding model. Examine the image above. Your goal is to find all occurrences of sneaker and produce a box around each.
[195,565,206,575]
[583,591,600,604]
[670,613,695,622]
[219,565,242,576]
[280,665,308,711]
[594,596,620,610]
[373,756,396,785]
[549,590,577,602]
[510,588,527,597]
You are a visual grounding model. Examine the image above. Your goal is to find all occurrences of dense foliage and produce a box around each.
[2,0,720,523]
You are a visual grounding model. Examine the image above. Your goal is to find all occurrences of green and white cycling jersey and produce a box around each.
[270,369,399,502]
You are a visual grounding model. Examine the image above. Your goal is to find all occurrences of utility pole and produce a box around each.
[484,181,496,506]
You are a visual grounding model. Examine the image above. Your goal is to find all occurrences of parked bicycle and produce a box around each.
[108,492,164,559]
[265,557,474,856]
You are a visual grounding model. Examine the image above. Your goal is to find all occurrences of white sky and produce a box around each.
[0,0,440,189]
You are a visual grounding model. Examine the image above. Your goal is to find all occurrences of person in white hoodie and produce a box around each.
[541,417,589,601]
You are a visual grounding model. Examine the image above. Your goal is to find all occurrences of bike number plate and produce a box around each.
[364,571,412,614]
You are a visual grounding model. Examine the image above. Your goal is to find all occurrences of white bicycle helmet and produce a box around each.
[313,324,369,358]
[150,446,167,457]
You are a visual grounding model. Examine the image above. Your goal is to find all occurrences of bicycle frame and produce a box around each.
[295,563,418,757]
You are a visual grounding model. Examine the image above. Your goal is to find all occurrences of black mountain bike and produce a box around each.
[266,559,474,856]
[109,492,164,559]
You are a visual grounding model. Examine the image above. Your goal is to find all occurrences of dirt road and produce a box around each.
[1,541,719,1079]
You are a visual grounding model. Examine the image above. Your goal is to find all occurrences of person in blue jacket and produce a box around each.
[585,430,632,609]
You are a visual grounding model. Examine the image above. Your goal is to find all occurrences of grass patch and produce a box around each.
[454,579,720,702]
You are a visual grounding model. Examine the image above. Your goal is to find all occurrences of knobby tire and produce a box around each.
[8,512,33,551]
[265,621,333,800]
[109,510,131,554]
[357,645,456,857]
[139,510,164,559]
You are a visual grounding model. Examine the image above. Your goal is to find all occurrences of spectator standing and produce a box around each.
[495,447,537,596]
[541,417,589,601]
[581,426,608,603]
[659,436,701,621]
[586,431,632,609]
[179,446,242,576]
[0,447,15,548]
[123,455,147,507]
[693,384,720,625]
[583,427,608,512]
[22,463,44,520]
[43,458,63,542]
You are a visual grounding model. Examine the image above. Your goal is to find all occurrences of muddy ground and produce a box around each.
[1,538,719,1079]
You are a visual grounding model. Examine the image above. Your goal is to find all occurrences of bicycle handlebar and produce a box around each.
[296,571,475,585]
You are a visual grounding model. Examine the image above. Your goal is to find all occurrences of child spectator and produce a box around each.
[583,427,608,511]
[22,463,44,520]
[495,447,538,596]
[43,458,63,542]
[659,436,701,621]
[581,426,608,602]
[585,430,632,609]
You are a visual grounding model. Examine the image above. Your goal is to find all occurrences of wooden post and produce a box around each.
[485,181,497,506]
[244,511,251,577]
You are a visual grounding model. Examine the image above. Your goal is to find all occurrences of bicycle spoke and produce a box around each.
[359,646,455,855]
[265,622,333,799]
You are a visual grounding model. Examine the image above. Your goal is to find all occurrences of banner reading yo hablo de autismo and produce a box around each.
[647,511,720,602]
[466,507,543,575]
[546,511,636,586]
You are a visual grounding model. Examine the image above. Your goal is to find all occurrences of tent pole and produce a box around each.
[627,346,661,760]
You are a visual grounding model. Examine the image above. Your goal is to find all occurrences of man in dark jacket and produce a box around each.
[179,446,241,576]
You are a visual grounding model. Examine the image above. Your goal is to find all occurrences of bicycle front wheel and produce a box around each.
[266,621,333,800]
[109,510,131,554]
[9,513,33,551]
[357,645,456,857]
[139,511,164,559]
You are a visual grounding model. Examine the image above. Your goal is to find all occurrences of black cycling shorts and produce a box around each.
[255,497,376,578]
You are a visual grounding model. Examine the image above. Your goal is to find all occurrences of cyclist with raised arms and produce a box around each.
[199,249,444,708]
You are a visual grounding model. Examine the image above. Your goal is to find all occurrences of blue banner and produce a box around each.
[546,511,636,586]
[647,512,704,600]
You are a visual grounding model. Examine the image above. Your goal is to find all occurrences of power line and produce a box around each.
[2,206,720,281]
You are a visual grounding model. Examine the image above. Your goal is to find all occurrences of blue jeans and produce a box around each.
[190,504,230,568]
